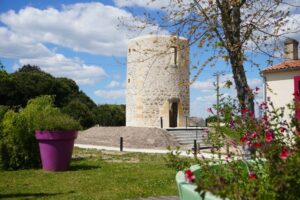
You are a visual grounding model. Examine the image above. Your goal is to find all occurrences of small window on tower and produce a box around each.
[128,78,130,83]
[171,46,177,66]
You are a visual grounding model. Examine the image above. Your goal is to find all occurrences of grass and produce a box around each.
[0,148,178,200]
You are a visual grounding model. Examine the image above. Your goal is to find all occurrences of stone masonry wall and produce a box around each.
[126,35,190,127]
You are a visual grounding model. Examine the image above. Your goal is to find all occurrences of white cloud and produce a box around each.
[0,27,52,59]
[0,3,166,57]
[195,94,216,102]
[0,2,168,85]
[106,80,120,88]
[191,80,215,90]
[94,89,125,99]
[248,78,262,89]
[18,54,107,85]
[113,0,170,9]
[112,74,121,80]
[192,74,263,91]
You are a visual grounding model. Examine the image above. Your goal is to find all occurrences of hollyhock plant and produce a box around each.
[180,96,300,200]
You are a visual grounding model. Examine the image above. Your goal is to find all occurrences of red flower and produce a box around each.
[255,87,260,92]
[240,135,247,143]
[261,115,268,121]
[279,127,286,133]
[241,107,248,114]
[184,169,196,183]
[248,172,257,180]
[298,132,300,137]
[253,142,262,148]
[265,132,273,142]
[279,147,290,160]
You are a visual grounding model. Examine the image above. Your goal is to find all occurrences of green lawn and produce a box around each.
[0,148,178,200]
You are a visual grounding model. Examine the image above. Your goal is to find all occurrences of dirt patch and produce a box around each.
[76,126,179,149]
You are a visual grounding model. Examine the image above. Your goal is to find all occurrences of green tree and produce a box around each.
[62,99,97,129]
[96,104,126,126]
[0,65,98,129]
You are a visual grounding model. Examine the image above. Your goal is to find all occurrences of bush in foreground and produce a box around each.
[0,96,81,170]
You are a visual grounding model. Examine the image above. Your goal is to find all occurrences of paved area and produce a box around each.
[130,196,179,200]
[75,143,230,159]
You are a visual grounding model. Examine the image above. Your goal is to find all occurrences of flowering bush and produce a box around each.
[194,94,300,200]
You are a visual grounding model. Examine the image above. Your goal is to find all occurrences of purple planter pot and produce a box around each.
[35,130,78,172]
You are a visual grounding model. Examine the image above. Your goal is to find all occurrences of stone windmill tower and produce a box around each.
[126,35,190,128]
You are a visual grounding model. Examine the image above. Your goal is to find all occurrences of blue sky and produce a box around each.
[0,0,299,118]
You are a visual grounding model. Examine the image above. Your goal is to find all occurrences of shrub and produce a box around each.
[0,96,81,170]
[165,146,194,171]
[169,94,300,199]
[0,110,40,169]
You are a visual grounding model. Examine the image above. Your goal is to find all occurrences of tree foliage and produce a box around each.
[0,65,97,128]
[96,104,126,126]
[0,65,127,128]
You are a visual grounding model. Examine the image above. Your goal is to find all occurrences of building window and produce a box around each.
[171,46,177,66]
[128,78,130,83]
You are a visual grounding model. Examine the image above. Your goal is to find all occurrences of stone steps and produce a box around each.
[166,128,210,147]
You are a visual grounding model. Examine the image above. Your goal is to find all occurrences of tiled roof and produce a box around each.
[262,60,300,73]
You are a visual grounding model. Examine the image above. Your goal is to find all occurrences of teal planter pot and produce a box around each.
[176,165,224,200]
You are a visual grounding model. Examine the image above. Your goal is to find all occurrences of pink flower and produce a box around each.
[207,107,214,114]
[293,91,299,96]
[251,132,258,138]
[265,132,273,142]
[229,119,235,128]
[226,154,231,161]
[259,102,268,110]
[279,147,290,160]
[248,172,257,180]
[229,139,237,147]
[184,169,196,183]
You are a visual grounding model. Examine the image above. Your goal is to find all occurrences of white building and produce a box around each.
[262,38,300,120]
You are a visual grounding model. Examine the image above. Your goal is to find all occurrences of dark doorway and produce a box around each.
[295,76,300,120]
[169,102,178,127]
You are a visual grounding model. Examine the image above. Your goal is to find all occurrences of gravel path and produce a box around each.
[130,196,179,200]
[76,126,179,149]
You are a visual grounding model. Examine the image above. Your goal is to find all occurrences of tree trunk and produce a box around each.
[219,0,255,115]
[230,54,254,114]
